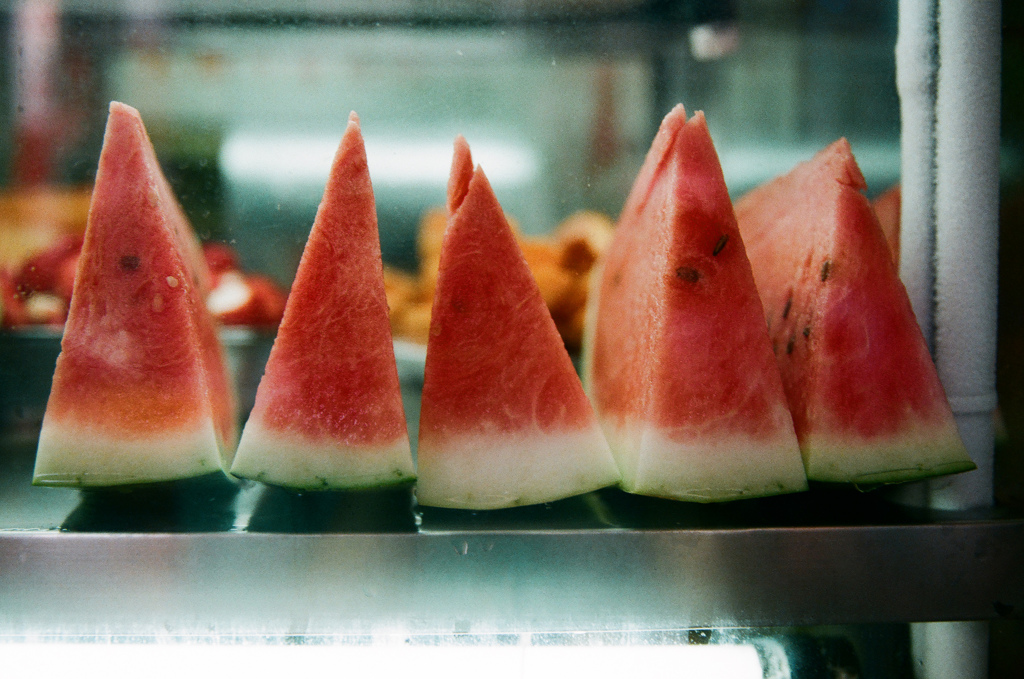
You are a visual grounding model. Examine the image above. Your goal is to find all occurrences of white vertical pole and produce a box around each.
[931,0,1000,511]
[912,620,991,679]
[909,1,1000,678]
[896,0,938,352]
[890,0,939,508]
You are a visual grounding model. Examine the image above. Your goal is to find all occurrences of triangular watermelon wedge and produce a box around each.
[415,137,620,509]
[229,113,415,490]
[34,101,237,486]
[585,105,808,502]
[735,139,974,484]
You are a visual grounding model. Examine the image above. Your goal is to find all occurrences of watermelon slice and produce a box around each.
[34,101,237,487]
[584,105,807,502]
[415,136,620,509]
[229,113,415,490]
[734,139,974,485]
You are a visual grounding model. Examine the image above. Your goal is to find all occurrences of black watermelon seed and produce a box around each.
[675,266,701,283]
[782,295,792,320]
[786,336,796,354]
[120,255,140,272]
[821,260,831,282]
[803,326,811,338]
[712,234,729,256]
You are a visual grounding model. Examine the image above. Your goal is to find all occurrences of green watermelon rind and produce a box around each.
[417,157,619,511]
[415,429,621,510]
[230,466,416,493]
[735,139,975,489]
[33,102,236,489]
[802,435,977,486]
[606,420,809,503]
[233,471,416,493]
[229,421,415,491]
[33,420,223,487]
[586,107,809,503]
[228,114,415,492]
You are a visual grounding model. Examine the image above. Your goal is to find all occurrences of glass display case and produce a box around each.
[1,1,1021,677]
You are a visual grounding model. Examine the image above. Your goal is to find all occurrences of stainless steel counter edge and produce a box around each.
[1,521,1021,635]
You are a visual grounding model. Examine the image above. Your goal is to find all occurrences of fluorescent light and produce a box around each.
[220,132,539,188]
[2,641,764,679]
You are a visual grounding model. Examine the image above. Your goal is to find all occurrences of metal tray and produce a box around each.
[2,429,1021,635]
[1,329,1021,635]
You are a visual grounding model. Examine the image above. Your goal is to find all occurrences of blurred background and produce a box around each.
[0,0,907,275]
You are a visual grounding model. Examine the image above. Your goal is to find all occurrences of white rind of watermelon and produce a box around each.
[802,421,973,485]
[416,428,621,510]
[607,420,809,502]
[230,421,415,491]
[34,419,221,487]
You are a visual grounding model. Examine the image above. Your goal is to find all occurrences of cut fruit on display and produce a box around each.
[23,291,66,326]
[206,270,287,328]
[201,240,288,328]
[14,234,84,296]
[584,105,807,502]
[34,101,237,487]
[229,113,415,490]
[201,241,241,281]
[415,137,620,510]
[1,269,29,327]
[735,139,974,485]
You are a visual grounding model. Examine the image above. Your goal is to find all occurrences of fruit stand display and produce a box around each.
[0,4,1019,676]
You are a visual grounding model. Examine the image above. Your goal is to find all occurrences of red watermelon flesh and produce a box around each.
[447,134,474,215]
[416,139,619,509]
[229,113,414,490]
[585,105,807,501]
[34,102,236,486]
[14,234,84,296]
[735,139,974,484]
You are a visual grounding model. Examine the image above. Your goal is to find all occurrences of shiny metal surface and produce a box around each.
[2,334,1021,636]
[2,423,1022,638]
[1,518,1021,636]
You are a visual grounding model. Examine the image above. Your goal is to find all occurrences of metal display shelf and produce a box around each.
[1,432,1021,636]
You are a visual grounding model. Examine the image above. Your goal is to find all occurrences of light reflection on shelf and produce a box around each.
[2,639,767,679]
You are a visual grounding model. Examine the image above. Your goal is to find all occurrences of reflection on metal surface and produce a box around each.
[0,518,1020,634]
[0,639,766,679]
